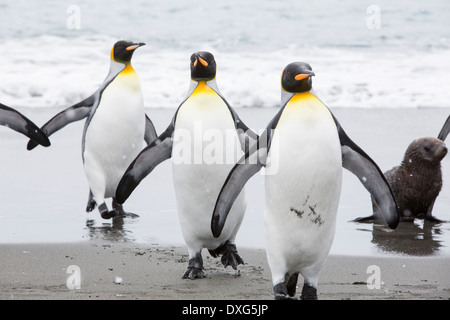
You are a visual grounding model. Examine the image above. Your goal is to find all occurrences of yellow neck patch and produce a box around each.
[121,64,135,75]
[288,92,318,104]
[278,92,332,125]
[192,81,215,96]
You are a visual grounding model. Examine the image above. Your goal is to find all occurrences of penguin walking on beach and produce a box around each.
[115,51,258,279]
[211,62,399,299]
[0,103,50,147]
[27,40,157,219]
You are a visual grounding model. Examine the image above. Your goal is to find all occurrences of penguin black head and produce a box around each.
[281,62,315,93]
[111,40,145,64]
[190,51,216,81]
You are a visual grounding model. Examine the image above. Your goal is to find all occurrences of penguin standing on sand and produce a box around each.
[27,40,157,219]
[115,51,258,279]
[0,103,50,147]
[211,62,399,299]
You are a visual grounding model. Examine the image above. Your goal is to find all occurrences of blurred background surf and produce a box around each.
[0,0,449,110]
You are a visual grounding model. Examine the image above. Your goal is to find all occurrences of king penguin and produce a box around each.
[115,51,258,279]
[211,62,399,299]
[27,40,157,219]
[0,103,50,147]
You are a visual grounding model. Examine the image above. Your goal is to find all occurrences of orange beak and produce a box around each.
[126,45,139,51]
[294,74,311,81]
[198,56,208,66]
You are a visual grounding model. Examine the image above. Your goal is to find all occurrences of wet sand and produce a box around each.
[0,240,449,300]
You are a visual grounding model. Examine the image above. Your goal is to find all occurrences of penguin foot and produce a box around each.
[113,211,140,219]
[273,283,297,300]
[99,203,117,220]
[86,200,97,213]
[209,241,244,270]
[182,254,205,280]
[100,210,118,220]
[112,198,140,219]
[300,283,318,300]
[221,245,244,270]
[86,191,96,213]
[182,267,206,280]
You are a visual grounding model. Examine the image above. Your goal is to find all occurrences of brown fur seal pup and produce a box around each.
[356,137,447,223]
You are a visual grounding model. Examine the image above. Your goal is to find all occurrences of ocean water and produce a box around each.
[1,107,450,257]
[0,0,450,109]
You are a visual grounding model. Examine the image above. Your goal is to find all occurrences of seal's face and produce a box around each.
[408,137,448,163]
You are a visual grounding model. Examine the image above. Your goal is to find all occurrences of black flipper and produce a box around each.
[210,104,286,239]
[228,107,259,153]
[331,113,399,229]
[437,115,450,141]
[115,124,174,204]
[0,103,50,147]
[211,132,269,238]
[144,113,158,145]
[27,94,97,150]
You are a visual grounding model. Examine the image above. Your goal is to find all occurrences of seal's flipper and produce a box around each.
[332,114,399,229]
[144,114,158,145]
[0,103,50,147]
[425,199,445,223]
[27,94,97,150]
[437,115,450,141]
[115,125,174,204]
[211,136,267,238]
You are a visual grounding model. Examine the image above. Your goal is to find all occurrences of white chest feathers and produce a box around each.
[173,81,242,166]
[83,66,145,197]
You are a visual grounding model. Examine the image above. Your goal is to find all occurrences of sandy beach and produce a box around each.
[0,241,449,300]
[1,107,450,301]
[2,0,450,306]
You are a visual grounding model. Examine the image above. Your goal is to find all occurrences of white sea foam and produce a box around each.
[0,0,449,110]
[1,35,449,110]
